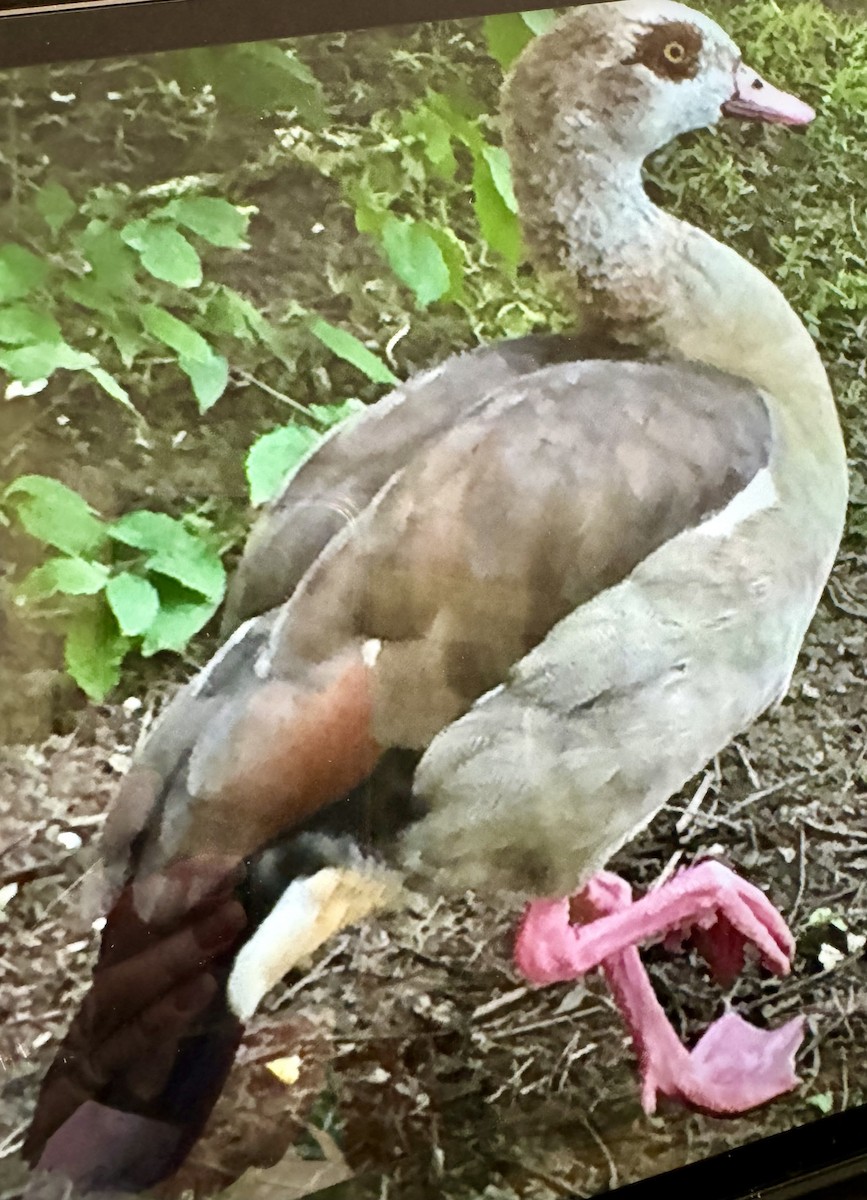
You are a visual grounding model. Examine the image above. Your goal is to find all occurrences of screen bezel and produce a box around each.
[0,1,864,1196]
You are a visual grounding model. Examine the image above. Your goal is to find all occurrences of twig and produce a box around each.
[0,865,65,889]
[651,848,683,889]
[675,772,713,835]
[747,951,863,1010]
[278,936,351,1004]
[729,772,809,815]
[235,368,323,422]
[555,1036,597,1092]
[733,741,761,790]
[0,1119,27,1158]
[488,1054,533,1102]
[828,581,867,620]
[385,323,410,367]
[788,825,807,925]
[579,1114,620,1192]
[488,1005,607,1040]
[471,986,529,1023]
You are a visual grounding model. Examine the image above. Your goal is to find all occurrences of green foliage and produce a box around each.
[308,319,397,385]
[319,79,527,313]
[3,475,227,700]
[482,10,557,70]
[169,44,329,127]
[5,476,105,557]
[246,400,364,507]
[0,186,255,415]
[0,174,398,422]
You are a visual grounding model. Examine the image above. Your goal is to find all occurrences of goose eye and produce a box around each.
[623,22,703,81]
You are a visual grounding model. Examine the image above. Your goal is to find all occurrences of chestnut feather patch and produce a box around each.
[623,21,703,82]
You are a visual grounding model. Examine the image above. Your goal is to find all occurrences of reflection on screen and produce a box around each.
[1,2,866,1197]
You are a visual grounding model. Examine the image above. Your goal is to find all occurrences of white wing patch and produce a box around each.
[697,467,778,539]
[362,638,382,667]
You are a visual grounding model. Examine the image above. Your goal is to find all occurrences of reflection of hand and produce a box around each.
[24,858,247,1169]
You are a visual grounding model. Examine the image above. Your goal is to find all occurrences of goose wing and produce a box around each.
[104,354,770,887]
[223,331,635,631]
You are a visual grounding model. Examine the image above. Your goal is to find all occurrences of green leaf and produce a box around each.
[141,582,219,657]
[179,351,230,412]
[140,304,213,362]
[402,103,458,178]
[0,341,97,385]
[206,287,260,342]
[246,424,321,506]
[807,1092,833,1115]
[172,45,327,127]
[483,13,536,69]
[164,197,252,249]
[63,277,118,318]
[0,245,49,303]
[307,398,365,427]
[36,182,76,236]
[64,601,129,701]
[106,572,160,637]
[380,216,452,308]
[481,145,518,214]
[0,305,62,346]
[145,544,224,602]
[423,224,467,302]
[520,9,557,35]
[77,223,138,295]
[121,220,203,288]
[309,318,397,385]
[104,311,147,368]
[4,475,105,556]
[472,155,522,267]
[86,367,136,414]
[108,511,226,602]
[20,556,110,600]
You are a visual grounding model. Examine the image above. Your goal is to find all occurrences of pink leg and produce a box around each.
[514,863,804,1115]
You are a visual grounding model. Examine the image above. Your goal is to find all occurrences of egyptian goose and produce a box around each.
[27,0,847,1187]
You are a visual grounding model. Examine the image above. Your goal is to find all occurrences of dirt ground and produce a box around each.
[2,552,866,1200]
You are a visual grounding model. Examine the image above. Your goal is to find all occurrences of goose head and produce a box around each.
[503,0,815,165]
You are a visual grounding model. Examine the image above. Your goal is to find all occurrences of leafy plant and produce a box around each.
[246,399,364,507]
[345,89,523,307]
[482,9,558,70]
[168,43,329,127]
[3,475,228,700]
[0,187,252,413]
[0,177,397,421]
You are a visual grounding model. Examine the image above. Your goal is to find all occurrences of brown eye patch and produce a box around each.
[623,21,704,82]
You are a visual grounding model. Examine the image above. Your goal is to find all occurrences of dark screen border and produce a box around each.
[0,0,864,1196]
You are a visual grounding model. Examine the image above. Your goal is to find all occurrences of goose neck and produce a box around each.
[519,147,830,414]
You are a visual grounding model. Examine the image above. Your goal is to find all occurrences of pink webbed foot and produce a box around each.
[514,862,805,1116]
[515,861,793,984]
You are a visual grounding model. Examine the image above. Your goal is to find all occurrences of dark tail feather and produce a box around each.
[25,749,422,1192]
[24,898,244,1192]
[28,996,243,1192]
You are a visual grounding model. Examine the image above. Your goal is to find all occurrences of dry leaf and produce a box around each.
[265,1055,302,1086]
[218,1129,352,1200]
